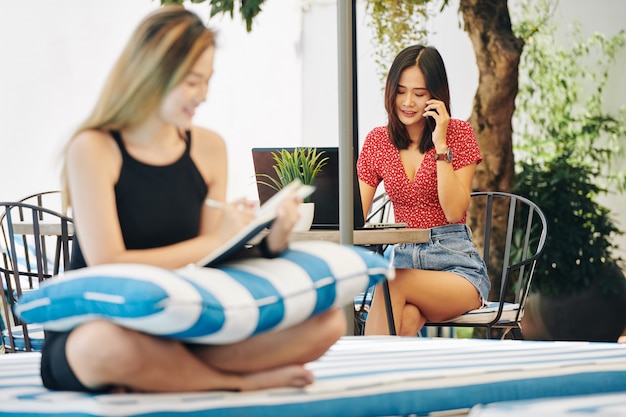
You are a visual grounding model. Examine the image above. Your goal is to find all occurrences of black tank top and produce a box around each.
[69,130,208,269]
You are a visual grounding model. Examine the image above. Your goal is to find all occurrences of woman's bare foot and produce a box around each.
[239,365,314,391]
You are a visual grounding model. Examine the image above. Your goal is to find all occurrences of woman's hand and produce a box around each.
[214,199,257,242]
[424,99,450,152]
[264,194,301,254]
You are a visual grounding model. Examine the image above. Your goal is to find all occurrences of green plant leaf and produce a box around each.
[256,148,329,203]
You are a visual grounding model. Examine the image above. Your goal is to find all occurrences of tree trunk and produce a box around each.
[460,0,524,301]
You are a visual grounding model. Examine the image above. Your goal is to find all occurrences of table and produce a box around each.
[11,222,74,236]
[11,224,427,246]
[291,228,429,245]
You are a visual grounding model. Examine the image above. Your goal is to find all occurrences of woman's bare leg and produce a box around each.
[363,283,400,335]
[399,303,424,336]
[66,308,345,392]
[192,307,346,372]
[365,269,480,336]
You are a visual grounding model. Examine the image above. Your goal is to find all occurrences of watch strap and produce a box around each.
[434,148,452,162]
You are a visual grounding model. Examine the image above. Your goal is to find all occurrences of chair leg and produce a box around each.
[505,327,523,340]
[382,280,396,335]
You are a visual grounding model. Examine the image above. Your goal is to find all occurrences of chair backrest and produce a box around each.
[17,190,64,212]
[0,201,74,352]
[366,192,393,224]
[467,191,548,326]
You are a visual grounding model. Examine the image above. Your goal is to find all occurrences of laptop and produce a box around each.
[251,147,407,230]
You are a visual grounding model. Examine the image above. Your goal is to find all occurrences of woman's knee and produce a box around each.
[66,321,147,382]
[401,302,419,320]
[399,303,424,336]
[68,321,126,358]
[299,308,345,361]
[317,307,346,344]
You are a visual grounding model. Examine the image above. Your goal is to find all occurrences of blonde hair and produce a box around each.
[61,6,216,210]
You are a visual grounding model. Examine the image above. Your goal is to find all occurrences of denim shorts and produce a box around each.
[384,224,490,304]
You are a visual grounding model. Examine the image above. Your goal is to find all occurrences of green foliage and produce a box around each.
[513,2,626,188]
[256,148,329,203]
[159,0,265,32]
[365,0,439,82]
[512,1,626,296]
[515,156,621,296]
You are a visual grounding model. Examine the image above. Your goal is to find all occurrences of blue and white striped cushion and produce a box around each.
[15,241,392,344]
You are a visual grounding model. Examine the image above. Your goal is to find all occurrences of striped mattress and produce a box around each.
[469,391,626,416]
[1,336,626,416]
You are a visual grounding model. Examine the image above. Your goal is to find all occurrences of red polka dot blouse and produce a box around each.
[357,119,482,229]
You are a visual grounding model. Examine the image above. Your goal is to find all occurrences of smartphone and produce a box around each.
[427,108,438,130]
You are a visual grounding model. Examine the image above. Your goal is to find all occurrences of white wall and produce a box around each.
[0,0,302,201]
[1,1,150,200]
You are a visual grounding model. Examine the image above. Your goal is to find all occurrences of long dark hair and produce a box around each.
[384,45,451,152]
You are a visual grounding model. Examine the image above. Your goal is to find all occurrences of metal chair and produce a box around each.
[377,191,548,339]
[353,192,395,334]
[16,190,64,211]
[365,192,394,224]
[0,201,73,352]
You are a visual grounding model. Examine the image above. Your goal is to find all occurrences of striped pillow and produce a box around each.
[15,241,392,344]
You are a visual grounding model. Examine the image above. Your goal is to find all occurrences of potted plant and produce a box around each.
[256,147,329,231]
[512,5,626,342]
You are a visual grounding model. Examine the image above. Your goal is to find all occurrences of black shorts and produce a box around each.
[41,330,110,393]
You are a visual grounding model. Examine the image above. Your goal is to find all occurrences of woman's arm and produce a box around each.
[192,125,300,256]
[436,162,475,223]
[426,100,475,223]
[359,180,377,222]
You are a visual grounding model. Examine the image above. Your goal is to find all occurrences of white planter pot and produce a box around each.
[293,202,315,232]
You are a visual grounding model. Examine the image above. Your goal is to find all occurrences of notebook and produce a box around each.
[197,180,316,266]
[251,147,407,230]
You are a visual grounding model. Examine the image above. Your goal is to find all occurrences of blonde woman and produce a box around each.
[41,6,345,393]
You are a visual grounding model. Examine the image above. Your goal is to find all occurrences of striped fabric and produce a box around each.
[1,323,44,351]
[1,237,48,338]
[469,392,626,416]
[446,301,520,324]
[3,235,56,280]
[1,337,625,417]
[15,241,392,344]
[2,237,47,351]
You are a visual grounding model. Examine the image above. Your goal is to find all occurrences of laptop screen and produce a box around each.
[251,147,365,229]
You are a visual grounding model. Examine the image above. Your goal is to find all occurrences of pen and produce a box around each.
[205,199,254,212]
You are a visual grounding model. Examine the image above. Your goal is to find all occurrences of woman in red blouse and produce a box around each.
[357,45,490,336]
